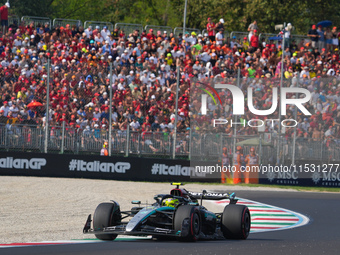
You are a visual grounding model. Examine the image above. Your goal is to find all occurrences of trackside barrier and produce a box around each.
[53,18,83,28]
[21,16,51,28]
[0,150,339,186]
[1,123,339,163]
[115,23,143,36]
[128,131,141,154]
[145,25,173,36]
[8,15,20,26]
[224,31,230,40]
[112,131,127,154]
[0,124,44,152]
[84,21,114,31]
[78,127,109,153]
[259,33,278,43]
[0,151,221,182]
[174,133,190,157]
[11,15,311,46]
[291,34,311,45]
[230,31,249,41]
[140,131,166,155]
[173,27,201,37]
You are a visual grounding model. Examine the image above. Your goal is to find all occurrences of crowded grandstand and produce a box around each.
[0,8,339,158]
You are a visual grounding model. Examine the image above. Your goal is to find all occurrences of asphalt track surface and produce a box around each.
[2,190,339,255]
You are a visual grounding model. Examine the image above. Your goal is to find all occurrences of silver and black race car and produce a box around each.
[83,183,250,241]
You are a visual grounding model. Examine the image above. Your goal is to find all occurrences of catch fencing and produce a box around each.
[21,16,51,27]
[7,14,311,47]
[53,18,83,28]
[115,23,143,36]
[145,25,173,36]
[0,123,337,163]
[173,27,201,37]
[8,15,20,26]
[230,31,249,41]
[84,21,114,31]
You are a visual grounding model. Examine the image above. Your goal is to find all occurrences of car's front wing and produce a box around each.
[83,214,179,237]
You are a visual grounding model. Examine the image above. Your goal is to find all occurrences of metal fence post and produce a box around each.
[320,140,324,162]
[108,63,113,156]
[232,68,241,167]
[125,125,130,157]
[183,0,188,35]
[292,73,299,165]
[61,121,65,154]
[138,133,141,156]
[76,139,79,154]
[259,133,263,165]
[39,128,42,152]
[5,127,8,151]
[188,127,192,160]
[172,66,180,159]
[277,22,286,165]
[44,58,50,153]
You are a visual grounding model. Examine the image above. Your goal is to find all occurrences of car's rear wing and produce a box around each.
[187,191,238,204]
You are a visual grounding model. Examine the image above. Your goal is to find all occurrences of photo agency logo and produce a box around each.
[200,84,312,128]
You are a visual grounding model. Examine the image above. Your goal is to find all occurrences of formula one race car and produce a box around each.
[83,183,250,241]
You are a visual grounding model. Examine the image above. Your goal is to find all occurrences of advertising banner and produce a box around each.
[258,161,340,187]
[0,152,220,182]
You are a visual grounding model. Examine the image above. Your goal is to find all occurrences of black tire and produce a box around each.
[174,205,201,242]
[93,202,121,241]
[221,204,251,240]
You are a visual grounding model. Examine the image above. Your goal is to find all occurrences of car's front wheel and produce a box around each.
[221,204,251,239]
[174,205,201,242]
[93,202,121,241]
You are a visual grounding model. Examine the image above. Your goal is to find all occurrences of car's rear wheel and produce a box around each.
[221,204,251,239]
[93,202,121,241]
[174,205,201,242]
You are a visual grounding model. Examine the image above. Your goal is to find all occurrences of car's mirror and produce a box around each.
[131,200,141,205]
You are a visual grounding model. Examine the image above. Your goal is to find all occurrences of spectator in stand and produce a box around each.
[248,20,258,41]
[331,27,338,51]
[324,27,333,52]
[101,26,110,41]
[308,24,319,48]
[188,31,197,45]
[215,29,225,46]
[284,23,292,47]
[215,18,225,32]
[317,25,325,52]
[147,29,156,41]
[250,30,259,53]
[84,26,93,38]
[206,17,215,42]
[0,2,9,33]
[1,14,340,147]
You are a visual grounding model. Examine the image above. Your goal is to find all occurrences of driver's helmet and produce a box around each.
[162,198,180,208]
